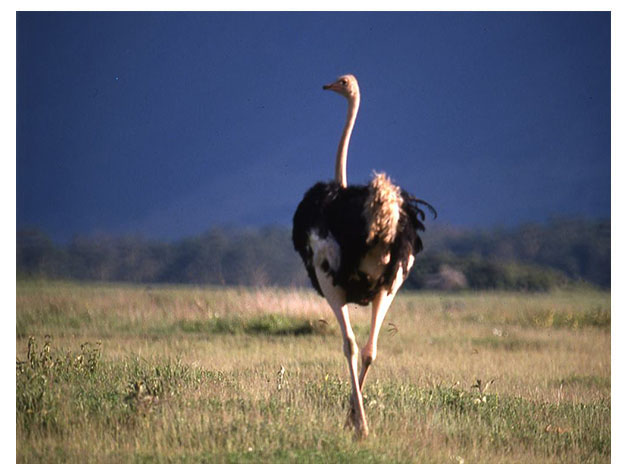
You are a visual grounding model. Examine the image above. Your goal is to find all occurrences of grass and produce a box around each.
[16,280,610,463]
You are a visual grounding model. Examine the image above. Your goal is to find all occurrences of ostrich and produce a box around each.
[292,74,436,438]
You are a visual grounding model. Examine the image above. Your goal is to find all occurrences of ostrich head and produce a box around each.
[323,74,360,100]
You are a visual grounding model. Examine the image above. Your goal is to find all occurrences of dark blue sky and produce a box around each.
[17,12,610,242]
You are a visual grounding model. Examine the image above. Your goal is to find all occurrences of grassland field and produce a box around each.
[16,280,610,463]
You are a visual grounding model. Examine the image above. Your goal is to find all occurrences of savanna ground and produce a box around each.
[16,280,610,463]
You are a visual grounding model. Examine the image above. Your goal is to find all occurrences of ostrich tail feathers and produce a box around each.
[402,193,438,221]
[364,172,403,245]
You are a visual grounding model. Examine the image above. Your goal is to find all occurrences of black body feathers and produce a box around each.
[292,181,435,305]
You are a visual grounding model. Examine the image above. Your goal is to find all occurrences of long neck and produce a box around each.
[335,95,360,188]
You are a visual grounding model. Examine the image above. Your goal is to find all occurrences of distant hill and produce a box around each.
[17,218,610,291]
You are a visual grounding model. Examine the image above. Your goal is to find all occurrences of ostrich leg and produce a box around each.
[348,258,415,425]
[360,258,413,389]
[344,288,396,428]
[359,288,397,390]
[315,266,369,438]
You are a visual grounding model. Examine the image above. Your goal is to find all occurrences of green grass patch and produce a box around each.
[174,313,333,336]
[471,335,547,351]
[528,307,611,329]
[461,307,610,329]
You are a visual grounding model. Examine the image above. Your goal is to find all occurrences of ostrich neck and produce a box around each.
[335,95,360,188]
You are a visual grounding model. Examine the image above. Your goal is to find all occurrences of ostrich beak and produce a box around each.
[322,83,333,90]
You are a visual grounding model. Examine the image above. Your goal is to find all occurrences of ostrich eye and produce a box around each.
[340,79,347,85]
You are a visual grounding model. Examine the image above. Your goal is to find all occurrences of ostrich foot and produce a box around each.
[344,399,369,439]
[344,405,356,429]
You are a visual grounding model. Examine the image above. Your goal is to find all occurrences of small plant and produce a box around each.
[276,365,287,391]
[470,378,496,404]
[124,379,160,414]
[16,337,102,435]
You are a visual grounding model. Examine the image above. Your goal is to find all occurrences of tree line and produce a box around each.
[17,218,610,291]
